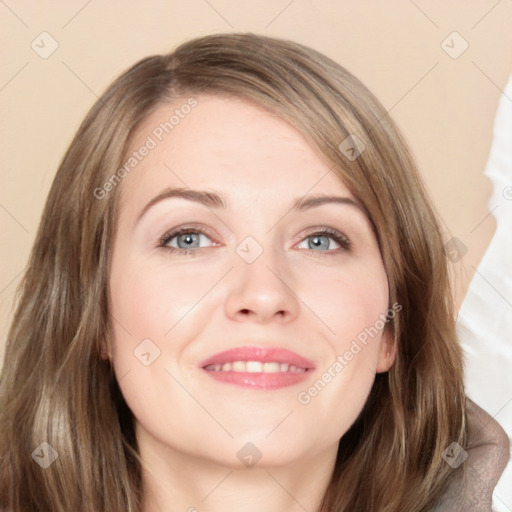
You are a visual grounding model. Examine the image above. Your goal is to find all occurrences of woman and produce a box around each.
[0,33,508,511]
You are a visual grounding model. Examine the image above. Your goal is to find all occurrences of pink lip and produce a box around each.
[199,346,315,390]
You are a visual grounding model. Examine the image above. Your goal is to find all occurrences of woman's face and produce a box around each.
[109,95,394,468]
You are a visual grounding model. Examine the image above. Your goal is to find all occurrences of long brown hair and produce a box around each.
[0,33,465,511]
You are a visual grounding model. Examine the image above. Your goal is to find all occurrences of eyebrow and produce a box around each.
[136,186,366,223]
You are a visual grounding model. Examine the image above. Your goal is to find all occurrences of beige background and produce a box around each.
[1,0,512,361]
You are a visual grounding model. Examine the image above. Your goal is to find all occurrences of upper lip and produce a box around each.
[199,346,316,369]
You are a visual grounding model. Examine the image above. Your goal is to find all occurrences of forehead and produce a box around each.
[119,95,354,210]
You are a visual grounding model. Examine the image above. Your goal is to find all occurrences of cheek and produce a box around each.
[298,354,377,448]
[108,256,227,450]
[299,256,389,352]
[295,282,388,445]
[293,257,389,432]
[110,255,223,341]
[108,252,230,392]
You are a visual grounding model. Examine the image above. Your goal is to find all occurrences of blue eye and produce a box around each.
[297,228,350,252]
[159,226,350,255]
[160,228,214,254]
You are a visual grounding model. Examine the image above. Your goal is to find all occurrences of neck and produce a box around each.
[138,430,337,512]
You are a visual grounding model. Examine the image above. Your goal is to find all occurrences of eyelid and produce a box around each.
[159,223,219,248]
[295,226,351,251]
[158,224,351,254]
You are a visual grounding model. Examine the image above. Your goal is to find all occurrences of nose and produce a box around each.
[224,247,300,324]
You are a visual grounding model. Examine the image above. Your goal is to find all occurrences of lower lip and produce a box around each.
[202,369,312,389]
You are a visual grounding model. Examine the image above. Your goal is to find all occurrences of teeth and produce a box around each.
[263,362,280,373]
[232,361,246,372]
[204,361,307,373]
[246,361,262,373]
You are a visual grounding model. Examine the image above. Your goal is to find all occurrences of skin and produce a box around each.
[108,95,396,512]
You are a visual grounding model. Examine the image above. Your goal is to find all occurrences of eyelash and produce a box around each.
[158,226,351,256]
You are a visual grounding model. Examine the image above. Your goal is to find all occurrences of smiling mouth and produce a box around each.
[203,361,308,373]
[199,346,314,389]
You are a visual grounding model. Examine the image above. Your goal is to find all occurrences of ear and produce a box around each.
[375,327,397,373]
